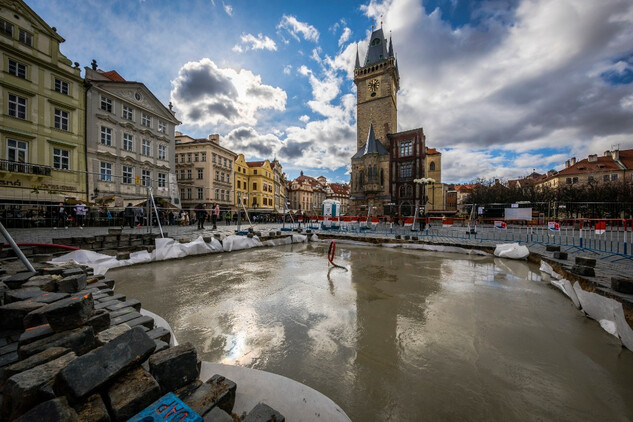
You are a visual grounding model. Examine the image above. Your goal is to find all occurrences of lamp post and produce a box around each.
[414,178,435,231]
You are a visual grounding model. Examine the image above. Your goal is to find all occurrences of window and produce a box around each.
[142,169,151,186]
[122,166,133,184]
[123,133,134,151]
[158,120,166,133]
[186,188,192,200]
[179,169,185,180]
[52,148,70,170]
[0,18,13,37]
[158,144,166,160]
[7,139,27,166]
[123,105,133,120]
[194,153,199,162]
[142,139,151,156]
[18,29,32,46]
[253,182,257,190]
[8,94,27,119]
[54,109,69,131]
[100,126,112,146]
[100,162,112,181]
[201,153,206,162]
[429,161,436,171]
[223,157,227,167]
[399,162,413,178]
[187,153,192,162]
[612,174,618,181]
[228,161,232,169]
[197,188,204,200]
[180,154,185,163]
[237,180,241,189]
[187,169,192,179]
[158,173,166,188]
[141,113,151,127]
[8,59,26,78]
[212,153,216,163]
[180,189,185,200]
[215,170,219,181]
[254,170,257,175]
[197,168,203,179]
[100,96,112,112]
[215,189,219,200]
[603,175,610,182]
[54,78,69,95]
[221,172,225,182]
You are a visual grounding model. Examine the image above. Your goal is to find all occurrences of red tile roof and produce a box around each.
[426,148,439,155]
[329,183,350,194]
[557,155,621,176]
[617,149,633,169]
[246,161,264,167]
[100,70,126,82]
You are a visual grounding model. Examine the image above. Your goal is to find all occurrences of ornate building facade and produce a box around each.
[350,27,442,217]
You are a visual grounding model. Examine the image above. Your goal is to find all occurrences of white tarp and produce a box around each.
[493,243,530,259]
[540,261,581,309]
[504,207,532,221]
[222,235,263,252]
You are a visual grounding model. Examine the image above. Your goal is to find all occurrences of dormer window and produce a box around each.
[371,38,381,46]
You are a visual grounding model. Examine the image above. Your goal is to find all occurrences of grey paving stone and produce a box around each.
[13,397,79,422]
[104,366,161,421]
[149,343,199,394]
[18,326,95,359]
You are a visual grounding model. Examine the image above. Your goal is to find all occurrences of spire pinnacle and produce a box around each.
[354,43,361,69]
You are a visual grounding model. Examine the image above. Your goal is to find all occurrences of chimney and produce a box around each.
[588,154,597,162]
[208,134,220,144]
[570,157,576,166]
[175,131,182,136]
[565,160,570,168]
[611,150,620,161]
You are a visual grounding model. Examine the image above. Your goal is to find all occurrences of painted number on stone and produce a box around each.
[128,392,202,422]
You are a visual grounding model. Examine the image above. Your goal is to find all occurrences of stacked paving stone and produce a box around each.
[51,228,165,256]
[0,264,285,421]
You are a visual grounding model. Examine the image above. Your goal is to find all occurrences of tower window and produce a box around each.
[430,162,436,171]
[371,38,381,46]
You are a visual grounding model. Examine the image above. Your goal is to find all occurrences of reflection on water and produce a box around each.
[111,243,633,422]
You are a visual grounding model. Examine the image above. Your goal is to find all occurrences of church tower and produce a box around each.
[354,27,400,151]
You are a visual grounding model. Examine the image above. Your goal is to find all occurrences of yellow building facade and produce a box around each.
[0,0,85,207]
[245,159,275,213]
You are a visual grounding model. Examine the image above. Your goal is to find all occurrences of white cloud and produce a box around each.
[170,58,286,129]
[338,27,352,46]
[283,65,292,75]
[223,3,232,16]
[232,33,277,53]
[299,115,310,123]
[277,15,319,42]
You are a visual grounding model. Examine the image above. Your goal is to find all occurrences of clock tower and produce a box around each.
[354,27,399,151]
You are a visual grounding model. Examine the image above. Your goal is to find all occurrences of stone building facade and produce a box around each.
[174,133,236,212]
[349,27,443,217]
[0,0,86,205]
[84,63,180,208]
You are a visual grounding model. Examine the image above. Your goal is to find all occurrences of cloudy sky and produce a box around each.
[28,0,633,183]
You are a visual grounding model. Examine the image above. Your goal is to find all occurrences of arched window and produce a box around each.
[430,161,436,171]
[380,168,384,185]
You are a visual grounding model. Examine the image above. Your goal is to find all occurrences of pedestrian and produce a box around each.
[211,203,220,229]
[232,212,238,224]
[168,211,175,226]
[74,200,88,229]
[134,206,144,228]
[195,203,207,230]
[54,202,67,229]
[124,203,135,228]
[225,211,231,226]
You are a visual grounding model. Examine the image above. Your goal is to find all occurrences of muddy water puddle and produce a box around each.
[111,243,633,421]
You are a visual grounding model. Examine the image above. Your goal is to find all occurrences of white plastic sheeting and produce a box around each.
[493,243,530,259]
[400,243,490,256]
[140,308,178,346]
[222,235,263,252]
[540,260,633,351]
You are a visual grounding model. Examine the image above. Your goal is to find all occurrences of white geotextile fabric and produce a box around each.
[222,235,263,252]
[493,243,530,259]
[539,260,633,351]
[401,243,490,256]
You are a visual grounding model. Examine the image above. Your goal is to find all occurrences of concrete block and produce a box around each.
[3,352,76,420]
[29,293,94,332]
[545,245,561,252]
[105,366,161,421]
[4,272,36,289]
[86,309,111,333]
[611,277,633,294]
[13,397,79,422]
[58,326,155,399]
[19,324,54,346]
[2,347,70,385]
[243,403,285,422]
[571,265,595,277]
[553,251,568,260]
[97,324,131,346]
[74,393,110,422]
[57,273,87,293]
[0,301,45,330]
[18,326,95,359]
[149,343,199,394]
[575,256,596,267]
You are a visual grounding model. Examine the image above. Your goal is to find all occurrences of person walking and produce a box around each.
[124,203,135,228]
[74,200,88,229]
[211,203,220,229]
[54,202,67,229]
[225,211,231,226]
[134,206,144,229]
[195,203,207,230]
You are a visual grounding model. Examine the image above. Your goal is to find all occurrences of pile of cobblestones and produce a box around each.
[0,264,285,421]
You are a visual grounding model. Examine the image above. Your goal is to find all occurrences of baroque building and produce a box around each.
[0,0,86,205]
[84,62,180,208]
[174,132,236,212]
[350,27,443,217]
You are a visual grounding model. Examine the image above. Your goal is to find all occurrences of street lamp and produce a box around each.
[414,178,435,231]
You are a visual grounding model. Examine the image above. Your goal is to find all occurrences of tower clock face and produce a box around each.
[368,78,380,93]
